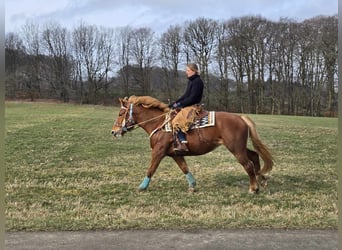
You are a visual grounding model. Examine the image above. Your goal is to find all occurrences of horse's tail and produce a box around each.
[240,115,273,175]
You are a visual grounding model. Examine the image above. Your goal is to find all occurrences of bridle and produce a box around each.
[113,102,172,136]
[113,103,136,133]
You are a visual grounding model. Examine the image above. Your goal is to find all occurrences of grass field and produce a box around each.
[5,101,337,231]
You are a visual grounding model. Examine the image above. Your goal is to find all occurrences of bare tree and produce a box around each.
[319,16,338,114]
[250,17,269,114]
[116,26,133,97]
[72,23,116,103]
[71,24,85,103]
[20,21,41,100]
[297,18,329,116]
[225,18,247,113]
[233,16,269,114]
[5,32,25,98]
[130,27,156,95]
[183,17,218,107]
[159,25,183,100]
[98,27,116,101]
[214,21,230,111]
[42,22,72,102]
[263,21,279,114]
[5,32,24,71]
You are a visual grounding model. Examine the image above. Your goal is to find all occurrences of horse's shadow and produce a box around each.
[213,172,335,194]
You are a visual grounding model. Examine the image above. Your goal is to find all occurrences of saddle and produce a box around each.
[165,105,215,133]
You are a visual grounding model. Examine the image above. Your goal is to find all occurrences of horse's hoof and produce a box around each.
[249,188,259,194]
[138,188,147,192]
[257,175,268,187]
[188,187,197,193]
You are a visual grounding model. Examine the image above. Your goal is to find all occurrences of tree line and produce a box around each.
[5,15,337,116]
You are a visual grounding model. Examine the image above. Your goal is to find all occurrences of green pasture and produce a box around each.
[5,101,337,231]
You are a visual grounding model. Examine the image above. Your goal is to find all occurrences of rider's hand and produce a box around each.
[169,102,181,109]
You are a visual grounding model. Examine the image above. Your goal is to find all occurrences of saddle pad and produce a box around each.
[164,111,215,132]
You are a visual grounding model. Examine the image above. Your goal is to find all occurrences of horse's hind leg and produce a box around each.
[235,152,259,194]
[247,149,261,175]
[247,149,267,187]
[172,155,197,192]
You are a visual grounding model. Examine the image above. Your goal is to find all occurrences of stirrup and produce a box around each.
[174,141,189,152]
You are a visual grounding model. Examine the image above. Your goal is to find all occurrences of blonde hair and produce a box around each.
[187,63,199,73]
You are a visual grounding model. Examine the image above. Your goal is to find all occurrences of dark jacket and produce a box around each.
[175,74,204,108]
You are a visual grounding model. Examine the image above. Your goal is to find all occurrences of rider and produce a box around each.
[168,63,204,152]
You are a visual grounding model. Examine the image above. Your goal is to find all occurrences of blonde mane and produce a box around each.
[128,95,170,112]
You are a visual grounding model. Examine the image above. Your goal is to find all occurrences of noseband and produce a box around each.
[126,103,135,127]
[119,103,136,132]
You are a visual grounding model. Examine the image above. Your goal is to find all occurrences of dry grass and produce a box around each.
[5,102,337,231]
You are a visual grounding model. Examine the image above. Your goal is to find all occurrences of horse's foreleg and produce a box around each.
[139,158,162,191]
[139,148,165,191]
[172,156,196,191]
[139,176,151,191]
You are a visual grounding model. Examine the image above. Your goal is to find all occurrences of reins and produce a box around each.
[124,103,175,133]
[126,112,167,130]
[149,113,174,138]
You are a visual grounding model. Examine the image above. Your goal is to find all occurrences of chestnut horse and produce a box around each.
[111,95,273,193]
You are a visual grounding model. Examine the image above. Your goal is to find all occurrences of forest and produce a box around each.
[5,15,338,116]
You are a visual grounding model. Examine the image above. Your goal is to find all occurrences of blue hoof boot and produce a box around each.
[185,172,196,188]
[139,176,151,191]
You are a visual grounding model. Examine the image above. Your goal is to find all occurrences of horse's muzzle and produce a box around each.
[111,130,121,137]
[112,126,128,137]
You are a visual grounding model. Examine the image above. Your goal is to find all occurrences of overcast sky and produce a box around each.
[5,0,338,34]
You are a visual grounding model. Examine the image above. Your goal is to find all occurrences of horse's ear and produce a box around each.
[119,97,128,106]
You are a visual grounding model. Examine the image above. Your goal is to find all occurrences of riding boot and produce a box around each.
[174,131,189,152]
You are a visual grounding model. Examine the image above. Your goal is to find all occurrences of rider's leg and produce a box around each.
[174,130,189,152]
[177,130,188,143]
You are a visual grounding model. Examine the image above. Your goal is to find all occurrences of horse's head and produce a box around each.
[111,97,136,137]
[112,95,170,138]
